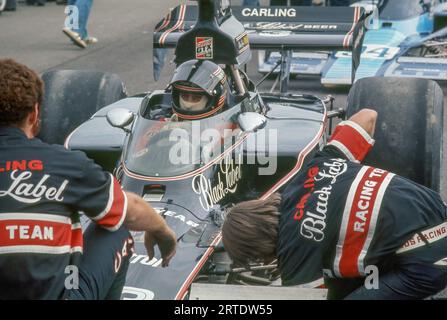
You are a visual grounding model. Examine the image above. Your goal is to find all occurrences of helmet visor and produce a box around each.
[179,92,209,112]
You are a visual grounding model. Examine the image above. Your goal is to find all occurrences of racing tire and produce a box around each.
[346,77,444,192]
[39,70,127,145]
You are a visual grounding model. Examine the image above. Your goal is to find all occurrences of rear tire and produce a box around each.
[346,77,444,191]
[39,70,127,145]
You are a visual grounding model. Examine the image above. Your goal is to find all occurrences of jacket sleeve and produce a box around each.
[324,120,375,163]
[65,155,127,232]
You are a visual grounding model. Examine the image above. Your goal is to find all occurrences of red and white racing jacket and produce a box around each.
[0,126,127,299]
[277,121,447,286]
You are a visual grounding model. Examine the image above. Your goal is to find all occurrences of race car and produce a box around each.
[259,0,447,86]
[152,2,369,92]
[37,0,444,300]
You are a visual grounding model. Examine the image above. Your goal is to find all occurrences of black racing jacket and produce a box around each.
[0,127,127,299]
[277,121,447,287]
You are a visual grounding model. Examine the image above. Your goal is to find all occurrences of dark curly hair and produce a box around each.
[0,59,44,126]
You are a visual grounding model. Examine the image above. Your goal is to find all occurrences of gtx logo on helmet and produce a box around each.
[196,37,213,60]
[242,8,296,18]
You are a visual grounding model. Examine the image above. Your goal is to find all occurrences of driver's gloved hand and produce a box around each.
[150,108,170,120]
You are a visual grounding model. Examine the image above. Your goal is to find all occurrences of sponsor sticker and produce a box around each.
[121,287,155,300]
[241,8,297,18]
[196,37,213,60]
[255,22,338,31]
[236,33,249,54]
[192,154,242,211]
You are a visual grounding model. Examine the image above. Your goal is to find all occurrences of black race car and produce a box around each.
[38,0,444,300]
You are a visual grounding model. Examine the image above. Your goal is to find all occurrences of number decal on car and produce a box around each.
[336,45,400,60]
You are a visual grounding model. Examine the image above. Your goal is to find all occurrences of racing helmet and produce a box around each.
[170,60,227,120]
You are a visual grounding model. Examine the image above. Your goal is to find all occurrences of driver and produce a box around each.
[169,60,228,121]
[134,60,229,162]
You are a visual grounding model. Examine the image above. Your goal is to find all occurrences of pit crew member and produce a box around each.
[0,59,177,299]
[222,109,447,299]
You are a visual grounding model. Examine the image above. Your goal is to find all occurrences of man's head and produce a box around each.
[221,193,281,266]
[173,82,211,112]
[170,59,227,120]
[0,59,43,137]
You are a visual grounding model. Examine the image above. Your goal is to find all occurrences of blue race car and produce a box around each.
[259,0,447,86]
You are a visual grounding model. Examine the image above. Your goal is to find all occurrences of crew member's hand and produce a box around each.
[144,226,177,267]
[348,108,378,138]
[123,192,177,267]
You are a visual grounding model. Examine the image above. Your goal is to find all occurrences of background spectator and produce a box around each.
[62,0,97,49]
